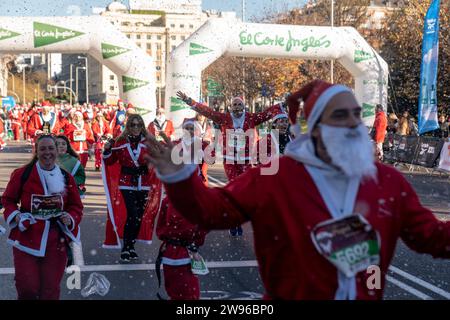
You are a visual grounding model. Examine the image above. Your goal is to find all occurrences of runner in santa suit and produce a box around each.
[103,114,154,262]
[153,118,211,300]
[176,91,282,236]
[21,105,31,141]
[83,104,96,124]
[64,111,95,168]
[9,106,22,141]
[27,102,61,143]
[0,115,6,150]
[110,99,127,137]
[147,108,175,141]
[92,111,112,171]
[1,135,83,300]
[146,80,450,300]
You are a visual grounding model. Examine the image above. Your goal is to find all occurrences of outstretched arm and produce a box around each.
[177,91,226,124]
[252,103,283,126]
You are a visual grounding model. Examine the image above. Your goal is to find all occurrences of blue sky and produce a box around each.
[1,0,306,20]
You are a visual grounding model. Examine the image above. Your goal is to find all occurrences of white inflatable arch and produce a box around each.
[0,16,156,123]
[166,17,388,129]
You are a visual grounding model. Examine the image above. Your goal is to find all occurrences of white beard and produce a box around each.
[320,124,377,180]
[156,115,166,126]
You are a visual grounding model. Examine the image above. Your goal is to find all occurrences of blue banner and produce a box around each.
[418,0,441,135]
[1,96,16,111]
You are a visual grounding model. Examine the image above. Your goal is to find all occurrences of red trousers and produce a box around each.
[95,142,103,169]
[163,264,200,300]
[11,124,21,141]
[223,163,252,181]
[79,153,89,168]
[22,123,28,140]
[13,229,68,300]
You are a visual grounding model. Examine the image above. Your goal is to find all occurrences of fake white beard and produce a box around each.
[42,113,52,122]
[156,115,166,125]
[320,124,377,180]
[42,166,66,194]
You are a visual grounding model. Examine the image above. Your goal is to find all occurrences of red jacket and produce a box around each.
[9,110,22,126]
[164,157,450,300]
[91,118,112,141]
[373,111,388,143]
[148,119,175,140]
[64,122,95,154]
[2,163,83,257]
[103,136,151,191]
[190,101,282,162]
[27,112,61,138]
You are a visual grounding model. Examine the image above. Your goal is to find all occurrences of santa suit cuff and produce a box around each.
[18,213,37,232]
[6,210,21,229]
[156,164,197,184]
[0,225,6,235]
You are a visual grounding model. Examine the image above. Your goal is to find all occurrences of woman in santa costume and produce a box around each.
[153,118,210,300]
[56,135,86,198]
[103,114,157,262]
[0,115,6,150]
[9,106,22,141]
[1,134,83,300]
[176,91,282,236]
[64,111,95,168]
[27,101,61,143]
[92,111,112,171]
[147,80,450,300]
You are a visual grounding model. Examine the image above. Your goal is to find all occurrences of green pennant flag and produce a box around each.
[34,22,84,48]
[362,103,375,118]
[122,76,150,93]
[170,96,190,112]
[189,42,213,56]
[102,43,131,59]
[354,50,374,63]
[0,28,21,41]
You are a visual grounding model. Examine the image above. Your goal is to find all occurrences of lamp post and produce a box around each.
[70,64,74,105]
[76,66,86,104]
[8,71,15,93]
[78,56,89,104]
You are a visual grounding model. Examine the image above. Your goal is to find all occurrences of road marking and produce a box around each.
[208,175,227,186]
[71,242,85,266]
[389,265,450,299]
[386,275,432,300]
[0,260,259,275]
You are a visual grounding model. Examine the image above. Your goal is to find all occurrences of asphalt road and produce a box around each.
[0,141,449,300]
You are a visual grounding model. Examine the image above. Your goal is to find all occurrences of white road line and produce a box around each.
[389,266,450,299]
[208,175,227,186]
[386,275,432,300]
[0,260,259,275]
[71,242,85,266]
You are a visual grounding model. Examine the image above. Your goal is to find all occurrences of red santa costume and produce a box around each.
[102,134,158,250]
[147,111,175,141]
[153,118,210,300]
[158,80,450,300]
[83,105,96,123]
[65,112,95,168]
[21,106,31,141]
[9,107,23,141]
[92,115,112,170]
[27,103,61,142]
[0,116,6,150]
[1,161,83,300]
[109,100,127,138]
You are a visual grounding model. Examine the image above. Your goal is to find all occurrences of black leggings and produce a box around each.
[120,190,148,251]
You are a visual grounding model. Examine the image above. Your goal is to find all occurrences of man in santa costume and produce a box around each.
[28,101,61,142]
[109,99,127,136]
[176,91,282,236]
[9,106,22,141]
[147,80,450,300]
[0,113,6,150]
[64,111,94,168]
[91,110,112,171]
[147,108,175,141]
[83,103,96,123]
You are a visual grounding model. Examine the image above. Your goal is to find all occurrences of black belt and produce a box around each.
[120,165,148,176]
[155,239,198,300]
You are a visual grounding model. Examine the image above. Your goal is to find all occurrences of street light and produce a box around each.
[78,56,89,104]
[8,71,15,93]
[70,64,75,105]
[76,66,86,104]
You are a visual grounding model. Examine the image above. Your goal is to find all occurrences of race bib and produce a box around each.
[31,194,64,219]
[42,122,51,134]
[190,251,209,276]
[311,214,380,278]
[73,129,86,142]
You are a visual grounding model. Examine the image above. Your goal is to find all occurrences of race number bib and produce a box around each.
[31,194,64,219]
[42,122,51,134]
[311,215,380,278]
[73,130,86,142]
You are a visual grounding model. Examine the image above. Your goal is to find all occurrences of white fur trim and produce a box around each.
[161,257,191,266]
[0,225,5,235]
[102,244,122,249]
[18,213,37,232]
[7,220,50,257]
[307,85,352,134]
[156,164,197,184]
[6,210,21,229]
[71,160,81,177]
[57,220,80,244]
[272,113,288,122]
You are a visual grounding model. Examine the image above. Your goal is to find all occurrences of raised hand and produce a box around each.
[144,131,184,175]
[176,91,193,105]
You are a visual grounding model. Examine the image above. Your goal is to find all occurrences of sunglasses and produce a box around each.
[233,103,243,107]
[130,123,142,128]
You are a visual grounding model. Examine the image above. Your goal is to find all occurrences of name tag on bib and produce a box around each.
[73,130,86,142]
[31,194,64,219]
[311,214,380,278]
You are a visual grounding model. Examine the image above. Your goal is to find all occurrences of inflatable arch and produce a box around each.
[166,17,389,129]
[0,16,156,124]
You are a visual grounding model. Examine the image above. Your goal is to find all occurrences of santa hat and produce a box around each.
[41,100,52,107]
[74,111,83,118]
[127,103,134,110]
[182,117,196,128]
[272,107,288,122]
[287,80,352,136]
[117,99,124,105]
[231,96,245,106]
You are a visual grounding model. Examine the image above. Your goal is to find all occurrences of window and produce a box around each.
[136,34,141,40]
[147,35,151,40]
[171,45,176,51]
[170,24,175,28]
[171,35,176,40]
[157,35,162,40]
[146,43,151,50]
[110,75,115,80]
[126,34,131,38]
[181,36,186,41]
[137,43,142,48]
[157,43,162,50]
[189,24,194,29]
[180,24,185,28]
[110,86,115,91]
